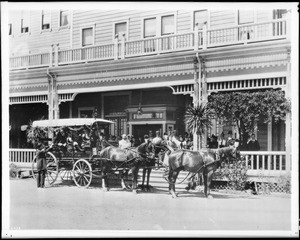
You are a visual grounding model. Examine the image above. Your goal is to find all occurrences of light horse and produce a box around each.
[167,145,240,198]
[98,142,155,193]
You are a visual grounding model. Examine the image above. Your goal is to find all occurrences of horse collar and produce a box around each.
[216,150,221,161]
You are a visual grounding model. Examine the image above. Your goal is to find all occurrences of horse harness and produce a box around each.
[179,149,222,183]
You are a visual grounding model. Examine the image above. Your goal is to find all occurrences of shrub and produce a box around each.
[214,155,249,191]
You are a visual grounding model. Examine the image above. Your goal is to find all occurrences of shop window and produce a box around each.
[194,10,208,29]
[78,107,95,118]
[82,27,94,47]
[115,22,127,40]
[60,10,69,27]
[42,10,51,30]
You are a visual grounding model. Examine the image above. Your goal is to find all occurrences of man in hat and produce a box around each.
[152,131,162,145]
[119,134,131,149]
[144,134,150,144]
[36,143,47,189]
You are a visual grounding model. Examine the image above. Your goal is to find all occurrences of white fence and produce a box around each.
[9,18,288,70]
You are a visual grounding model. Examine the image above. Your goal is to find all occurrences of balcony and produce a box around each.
[9,18,288,71]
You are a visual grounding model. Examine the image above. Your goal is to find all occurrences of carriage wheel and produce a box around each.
[31,152,59,186]
[72,159,92,188]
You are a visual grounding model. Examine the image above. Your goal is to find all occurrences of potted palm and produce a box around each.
[185,103,212,150]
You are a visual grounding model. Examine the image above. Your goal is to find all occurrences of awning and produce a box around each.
[32,118,114,128]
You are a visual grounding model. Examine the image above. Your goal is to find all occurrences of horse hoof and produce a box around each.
[207,195,213,199]
[170,192,178,198]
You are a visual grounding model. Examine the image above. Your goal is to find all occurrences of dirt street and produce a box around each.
[5,178,293,237]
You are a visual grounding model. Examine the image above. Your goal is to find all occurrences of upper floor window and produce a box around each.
[273,9,287,19]
[9,23,12,35]
[161,15,174,35]
[42,10,51,30]
[144,18,156,38]
[115,22,127,40]
[82,27,94,47]
[60,10,69,27]
[21,11,30,33]
[238,10,254,24]
[194,10,208,29]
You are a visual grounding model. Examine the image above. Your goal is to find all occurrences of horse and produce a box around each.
[98,141,155,193]
[167,145,240,198]
[139,141,171,192]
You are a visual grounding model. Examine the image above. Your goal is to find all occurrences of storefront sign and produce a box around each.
[133,112,163,119]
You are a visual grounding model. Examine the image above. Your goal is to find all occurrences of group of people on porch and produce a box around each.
[116,130,194,150]
[50,124,260,153]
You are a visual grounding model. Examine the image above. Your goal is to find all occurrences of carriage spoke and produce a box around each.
[83,175,89,184]
[48,172,55,181]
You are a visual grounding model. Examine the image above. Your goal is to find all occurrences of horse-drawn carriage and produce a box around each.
[30,118,114,188]
[30,118,157,191]
[29,117,240,197]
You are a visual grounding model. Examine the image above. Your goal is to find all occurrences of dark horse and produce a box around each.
[140,141,171,192]
[98,142,155,193]
[167,145,239,198]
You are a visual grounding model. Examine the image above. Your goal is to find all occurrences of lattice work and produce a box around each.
[170,84,194,95]
[210,181,291,194]
[256,182,291,194]
[10,95,48,104]
[208,77,286,92]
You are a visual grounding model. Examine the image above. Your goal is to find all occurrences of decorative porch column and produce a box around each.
[285,49,291,171]
[193,57,200,150]
[47,72,60,121]
[199,56,208,150]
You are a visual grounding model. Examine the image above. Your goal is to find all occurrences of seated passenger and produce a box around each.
[119,134,131,149]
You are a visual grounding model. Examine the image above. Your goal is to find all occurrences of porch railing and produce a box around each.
[9,148,36,168]
[9,18,288,70]
[242,151,290,181]
[8,148,290,178]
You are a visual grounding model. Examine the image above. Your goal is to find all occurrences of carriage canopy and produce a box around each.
[32,118,114,128]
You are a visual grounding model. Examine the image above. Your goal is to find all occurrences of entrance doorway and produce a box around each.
[132,124,162,141]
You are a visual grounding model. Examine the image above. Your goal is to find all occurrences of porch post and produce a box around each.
[200,57,208,149]
[285,49,291,171]
[53,74,60,120]
[193,57,200,150]
[48,74,53,121]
